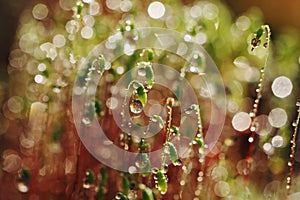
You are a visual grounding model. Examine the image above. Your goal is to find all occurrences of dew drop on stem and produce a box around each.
[82,169,95,189]
[135,153,148,169]
[17,168,30,193]
[137,66,146,77]
[17,181,29,193]
[173,159,182,166]
[130,99,143,114]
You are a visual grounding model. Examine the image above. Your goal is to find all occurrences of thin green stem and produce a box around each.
[161,97,175,167]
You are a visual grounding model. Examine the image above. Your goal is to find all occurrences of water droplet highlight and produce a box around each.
[130,99,143,114]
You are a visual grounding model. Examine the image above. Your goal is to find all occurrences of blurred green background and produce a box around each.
[1,0,300,79]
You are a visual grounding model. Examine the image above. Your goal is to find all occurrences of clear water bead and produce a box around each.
[82,116,91,125]
[173,159,182,166]
[292,121,297,127]
[130,99,143,114]
[184,105,195,114]
[128,166,137,174]
[17,181,29,193]
[137,66,146,76]
[135,154,147,169]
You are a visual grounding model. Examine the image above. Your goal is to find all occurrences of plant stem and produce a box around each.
[286,101,300,199]
[246,25,271,178]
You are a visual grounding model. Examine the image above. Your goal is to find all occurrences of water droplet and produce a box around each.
[82,116,91,125]
[82,181,92,189]
[292,121,297,127]
[82,170,95,189]
[151,117,158,122]
[135,154,148,169]
[198,171,204,177]
[251,38,261,50]
[152,167,158,174]
[250,126,256,132]
[180,180,186,186]
[296,101,300,107]
[17,181,29,193]
[248,137,254,143]
[164,145,170,154]
[128,166,137,174]
[37,63,46,71]
[130,99,143,114]
[115,192,126,200]
[173,159,182,166]
[115,194,121,199]
[249,112,255,117]
[17,168,30,193]
[161,164,168,173]
[197,176,203,182]
[34,74,45,84]
[288,161,292,166]
[195,190,201,196]
[166,97,175,108]
[138,66,146,76]
[184,107,194,114]
[260,68,265,73]
[128,122,132,127]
